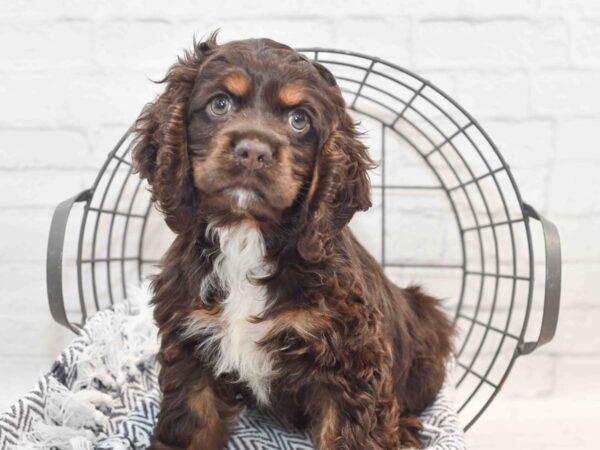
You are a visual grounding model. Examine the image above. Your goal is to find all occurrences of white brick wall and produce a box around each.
[0,1,598,448]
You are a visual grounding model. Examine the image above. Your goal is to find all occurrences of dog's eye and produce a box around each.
[208,94,232,117]
[288,109,310,132]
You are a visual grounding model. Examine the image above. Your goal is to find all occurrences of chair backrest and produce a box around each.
[46,48,561,430]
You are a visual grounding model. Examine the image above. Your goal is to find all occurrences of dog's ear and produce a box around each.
[297,96,375,262]
[131,34,217,233]
[310,60,337,87]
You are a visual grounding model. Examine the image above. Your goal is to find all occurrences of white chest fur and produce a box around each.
[187,223,274,404]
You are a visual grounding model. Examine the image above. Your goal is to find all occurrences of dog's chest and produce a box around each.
[190,224,274,404]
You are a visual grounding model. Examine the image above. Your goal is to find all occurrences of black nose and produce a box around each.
[233,138,273,171]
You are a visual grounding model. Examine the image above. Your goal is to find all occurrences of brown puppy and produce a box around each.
[132,34,454,450]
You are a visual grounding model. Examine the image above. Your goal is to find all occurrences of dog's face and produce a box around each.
[132,36,374,258]
[186,40,334,223]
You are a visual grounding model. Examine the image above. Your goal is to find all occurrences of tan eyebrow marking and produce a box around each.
[278,84,305,107]
[222,71,250,97]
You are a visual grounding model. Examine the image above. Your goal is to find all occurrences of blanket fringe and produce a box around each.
[15,283,157,450]
[18,421,95,450]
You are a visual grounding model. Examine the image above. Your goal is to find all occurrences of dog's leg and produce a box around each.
[310,383,422,450]
[150,381,239,450]
[149,351,240,450]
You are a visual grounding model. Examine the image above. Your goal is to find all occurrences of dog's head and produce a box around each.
[132,34,374,260]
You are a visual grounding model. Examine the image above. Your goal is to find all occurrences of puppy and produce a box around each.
[132,34,454,450]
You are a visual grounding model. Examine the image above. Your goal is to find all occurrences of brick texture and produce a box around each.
[0,2,598,448]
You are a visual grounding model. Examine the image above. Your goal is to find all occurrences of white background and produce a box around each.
[0,1,599,448]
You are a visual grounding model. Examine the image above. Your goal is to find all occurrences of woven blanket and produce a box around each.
[0,285,465,449]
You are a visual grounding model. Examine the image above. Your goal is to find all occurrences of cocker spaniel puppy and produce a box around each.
[132,34,454,450]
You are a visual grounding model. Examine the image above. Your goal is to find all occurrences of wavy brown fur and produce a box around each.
[132,34,454,450]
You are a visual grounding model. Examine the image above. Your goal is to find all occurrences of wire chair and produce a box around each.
[46,48,561,431]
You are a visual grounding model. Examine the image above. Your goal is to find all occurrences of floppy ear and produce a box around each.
[131,35,217,234]
[310,60,338,87]
[297,104,375,262]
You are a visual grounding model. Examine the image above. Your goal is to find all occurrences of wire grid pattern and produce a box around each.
[57,49,537,431]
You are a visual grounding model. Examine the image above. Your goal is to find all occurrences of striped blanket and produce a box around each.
[0,285,465,449]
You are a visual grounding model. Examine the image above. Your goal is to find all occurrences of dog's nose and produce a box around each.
[233,138,273,171]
